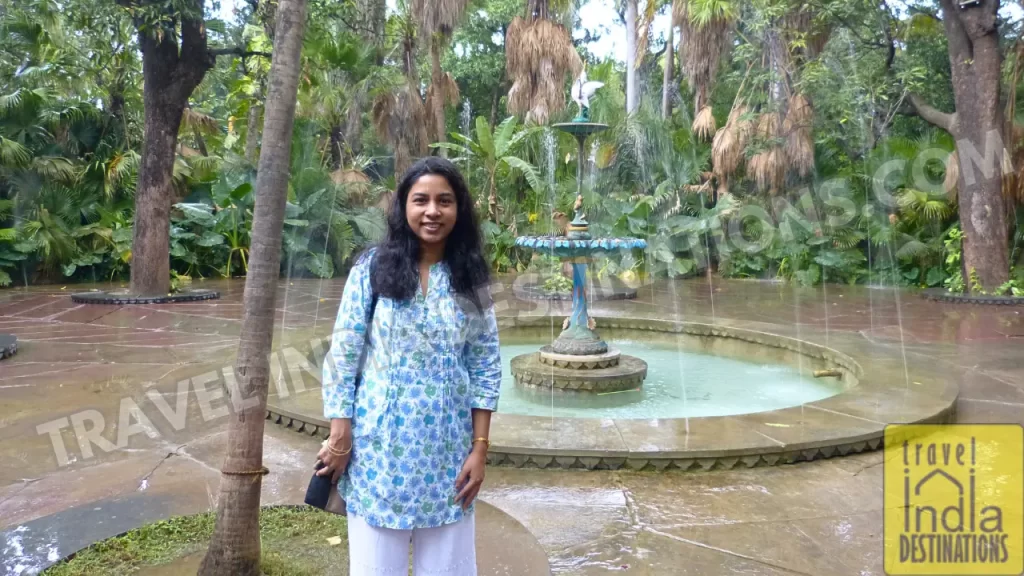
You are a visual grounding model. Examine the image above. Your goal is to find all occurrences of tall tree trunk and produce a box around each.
[343,87,365,163]
[130,6,213,296]
[342,0,385,164]
[430,35,447,155]
[909,0,1010,291]
[625,0,639,114]
[662,23,674,119]
[197,0,307,571]
[245,103,261,164]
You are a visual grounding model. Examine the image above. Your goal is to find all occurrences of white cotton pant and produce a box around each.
[348,514,477,576]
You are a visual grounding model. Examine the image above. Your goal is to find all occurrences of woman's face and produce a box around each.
[405,174,458,247]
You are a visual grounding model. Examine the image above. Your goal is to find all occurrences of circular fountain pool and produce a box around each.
[266,316,958,472]
[499,340,844,419]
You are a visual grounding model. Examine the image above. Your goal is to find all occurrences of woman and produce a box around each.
[318,157,502,575]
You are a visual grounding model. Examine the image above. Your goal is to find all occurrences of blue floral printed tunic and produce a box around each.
[321,251,502,530]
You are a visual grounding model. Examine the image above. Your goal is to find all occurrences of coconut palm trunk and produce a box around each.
[430,35,448,154]
[662,21,674,119]
[196,0,307,572]
[625,0,639,114]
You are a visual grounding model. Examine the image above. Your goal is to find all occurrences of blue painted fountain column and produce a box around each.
[569,259,590,331]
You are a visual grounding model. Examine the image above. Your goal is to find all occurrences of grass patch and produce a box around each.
[43,507,349,576]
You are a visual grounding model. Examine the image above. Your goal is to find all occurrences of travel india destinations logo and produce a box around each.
[883,424,1024,575]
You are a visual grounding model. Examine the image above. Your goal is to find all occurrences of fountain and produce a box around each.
[510,72,648,393]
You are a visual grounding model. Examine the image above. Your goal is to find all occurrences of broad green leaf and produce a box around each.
[494,116,517,155]
[501,157,542,192]
[198,232,225,247]
[475,116,494,157]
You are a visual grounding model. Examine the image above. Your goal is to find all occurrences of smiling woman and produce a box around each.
[318,157,502,575]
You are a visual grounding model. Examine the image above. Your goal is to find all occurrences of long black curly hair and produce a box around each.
[368,157,492,311]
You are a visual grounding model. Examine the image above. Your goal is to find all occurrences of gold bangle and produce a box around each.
[323,440,352,456]
[472,437,491,448]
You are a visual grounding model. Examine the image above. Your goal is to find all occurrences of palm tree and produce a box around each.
[372,2,429,177]
[414,0,469,151]
[197,0,308,571]
[505,0,582,125]
[675,0,736,121]
[625,0,639,114]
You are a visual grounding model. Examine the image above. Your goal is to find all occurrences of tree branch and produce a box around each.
[210,47,273,59]
[908,93,957,132]
[938,0,972,64]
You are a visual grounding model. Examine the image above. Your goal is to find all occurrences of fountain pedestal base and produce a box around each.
[550,326,609,356]
[511,352,648,393]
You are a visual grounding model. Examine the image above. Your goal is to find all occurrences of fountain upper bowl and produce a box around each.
[515,236,646,258]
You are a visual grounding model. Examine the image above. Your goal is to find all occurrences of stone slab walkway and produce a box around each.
[0,274,1021,574]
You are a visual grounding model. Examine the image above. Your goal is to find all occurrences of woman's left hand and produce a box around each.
[455,448,487,510]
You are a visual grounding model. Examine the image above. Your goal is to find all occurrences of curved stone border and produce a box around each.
[265,403,891,472]
[268,316,958,472]
[0,333,16,360]
[921,288,1024,306]
[71,289,220,305]
[513,281,638,302]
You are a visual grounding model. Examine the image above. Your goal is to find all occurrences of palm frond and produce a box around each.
[0,137,31,167]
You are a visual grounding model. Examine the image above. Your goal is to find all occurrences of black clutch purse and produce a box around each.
[305,460,347,515]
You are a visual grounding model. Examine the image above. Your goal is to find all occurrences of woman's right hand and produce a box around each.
[316,419,353,483]
[316,440,351,483]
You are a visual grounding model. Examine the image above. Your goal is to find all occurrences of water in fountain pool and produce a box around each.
[498,340,844,419]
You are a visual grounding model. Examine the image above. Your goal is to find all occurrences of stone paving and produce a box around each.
[0,274,1021,574]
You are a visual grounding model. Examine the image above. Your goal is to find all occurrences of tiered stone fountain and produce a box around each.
[511,80,647,393]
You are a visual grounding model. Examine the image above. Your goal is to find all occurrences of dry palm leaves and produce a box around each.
[782,7,832,62]
[692,105,716,141]
[372,80,429,177]
[712,104,752,179]
[675,0,734,112]
[425,71,460,141]
[180,108,218,135]
[412,0,469,36]
[749,113,785,195]
[783,93,815,178]
[505,15,582,125]
[331,169,372,205]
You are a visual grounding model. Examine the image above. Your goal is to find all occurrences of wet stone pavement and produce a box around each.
[0,275,1022,574]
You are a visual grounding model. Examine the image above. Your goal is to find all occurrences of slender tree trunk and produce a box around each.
[343,86,365,163]
[909,0,1010,291]
[625,0,639,114]
[430,35,447,155]
[193,126,209,156]
[197,0,307,571]
[341,0,385,164]
[130,9,212,296]
[245,103,262,164]
[490,39,507,127]
[662,23,674,119]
